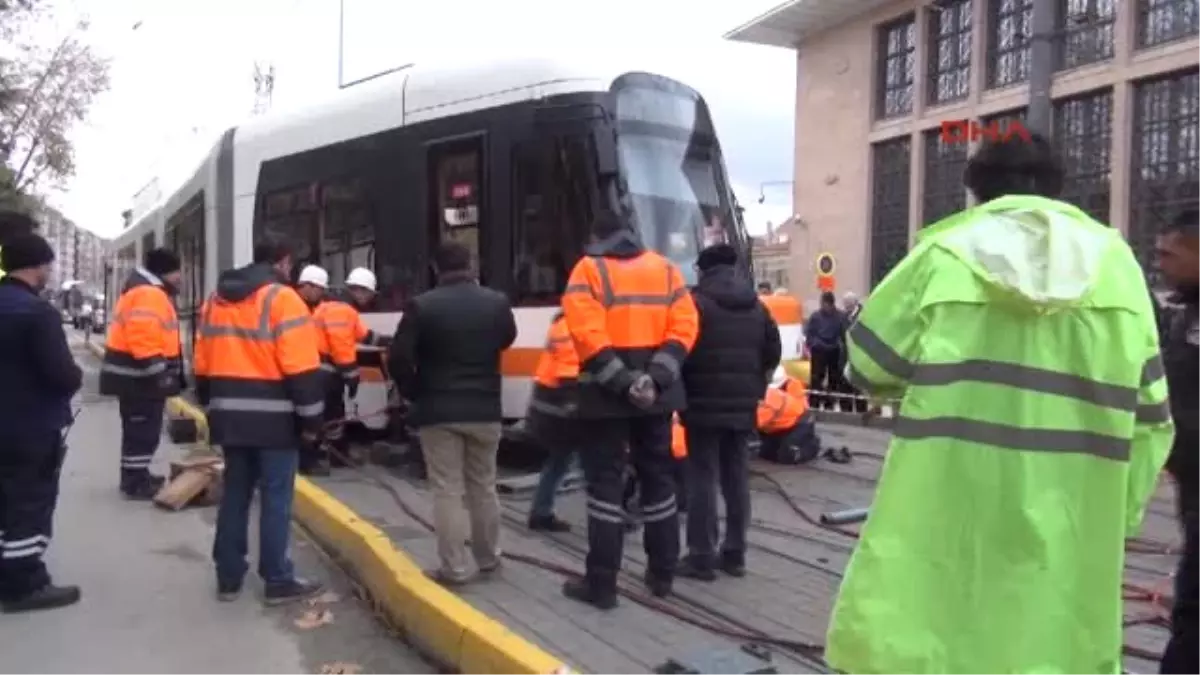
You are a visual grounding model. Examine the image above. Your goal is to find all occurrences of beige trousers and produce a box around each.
[417,422,503,580]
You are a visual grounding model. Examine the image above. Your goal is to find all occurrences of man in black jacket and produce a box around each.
[1155,207,1198,675]
[0,233,83,613]
[805,292,848,410]
[678,244,781,580]
[387,242,517,585]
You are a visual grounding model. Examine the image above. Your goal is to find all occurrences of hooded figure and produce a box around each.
[825,134,1175,674]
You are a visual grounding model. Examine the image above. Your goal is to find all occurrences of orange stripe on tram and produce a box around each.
[358,346,547,383]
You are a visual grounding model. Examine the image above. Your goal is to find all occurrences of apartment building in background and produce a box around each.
[39,206,110,294]
[728,0,1199,294]
[752,218,800,292]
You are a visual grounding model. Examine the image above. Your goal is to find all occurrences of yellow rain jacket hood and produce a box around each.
[826,194,1174,674]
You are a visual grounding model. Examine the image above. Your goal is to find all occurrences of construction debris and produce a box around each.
[294,608,334,630]
[320,662,361,674]
[153,455,223,511]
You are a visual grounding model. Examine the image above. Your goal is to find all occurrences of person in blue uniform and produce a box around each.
[0,232,83,613]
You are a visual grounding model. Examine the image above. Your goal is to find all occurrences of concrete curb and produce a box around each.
[83,339,570,674]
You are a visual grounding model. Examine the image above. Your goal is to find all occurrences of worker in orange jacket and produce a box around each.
[756,378,821,464]
[193,238,326,605]
[99,248,183,500]
[560,210,699,609]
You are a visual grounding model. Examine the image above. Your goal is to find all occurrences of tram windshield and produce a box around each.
[612,75,744,285]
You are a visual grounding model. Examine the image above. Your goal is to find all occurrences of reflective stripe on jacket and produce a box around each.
[825,194,1175,674]
[313,298,373,389]
[561,239,699,418]
[99,268,181,398]
[193,271,324,449]
[756,386,805,434]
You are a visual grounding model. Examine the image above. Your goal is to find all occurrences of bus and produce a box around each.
[106,55,803,430]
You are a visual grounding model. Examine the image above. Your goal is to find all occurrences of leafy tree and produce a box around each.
[0,1,109,209]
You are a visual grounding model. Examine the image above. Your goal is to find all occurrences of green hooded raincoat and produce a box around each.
[825,195,1175,674]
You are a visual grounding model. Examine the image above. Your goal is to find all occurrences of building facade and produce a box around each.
[39,206,109,295]
[728,0,1199,294]
[752,218,799,293]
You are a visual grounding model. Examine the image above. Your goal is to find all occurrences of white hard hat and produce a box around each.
[297,265,329,288]
[345,267,377,292]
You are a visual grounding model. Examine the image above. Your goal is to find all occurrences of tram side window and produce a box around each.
[164,193,206,314]
[431,142,484,284]
[140,231,155,259]
[259,184,319,284]
[318,177,373,290]
[511,143,585,304]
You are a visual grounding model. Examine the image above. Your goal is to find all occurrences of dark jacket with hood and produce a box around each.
[195,262,326,449]
[681,265,782,430]
[805,307,847,352]
[387,271,517,427]
[0,275,82,441]
[1163,287,1198,518]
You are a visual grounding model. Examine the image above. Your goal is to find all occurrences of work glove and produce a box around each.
[627,372,657,410]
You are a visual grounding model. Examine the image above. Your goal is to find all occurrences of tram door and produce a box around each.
[427,137,485,288]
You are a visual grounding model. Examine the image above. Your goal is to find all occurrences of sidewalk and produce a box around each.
[0,335,433,674]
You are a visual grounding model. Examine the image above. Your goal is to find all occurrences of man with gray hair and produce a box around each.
[839,292,865,412]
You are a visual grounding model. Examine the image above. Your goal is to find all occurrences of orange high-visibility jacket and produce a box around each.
[671,414,688,459]
[194,265,325,448]
[99,268,182,398]
[562,247,699,417]
[757,385,807,435]
[313,297,383,390]
[528,311,582,420]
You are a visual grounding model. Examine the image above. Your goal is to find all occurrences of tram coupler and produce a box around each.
[653,644,777,674]
[820,507,869,526]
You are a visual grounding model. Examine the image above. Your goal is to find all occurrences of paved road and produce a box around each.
[0,334,433,674]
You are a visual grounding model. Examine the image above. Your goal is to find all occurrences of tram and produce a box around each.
[106,56,803,428]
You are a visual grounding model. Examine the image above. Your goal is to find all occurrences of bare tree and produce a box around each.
[0,16,110,204]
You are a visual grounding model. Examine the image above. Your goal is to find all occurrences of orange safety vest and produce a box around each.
[562,250,699,416]
[757,386,807,435]
[780,376,807,398]
[194,267,324,448]
[313,298,373,388]
[528,311,580,418]
[671,414,688,459]
[99,268,182,398]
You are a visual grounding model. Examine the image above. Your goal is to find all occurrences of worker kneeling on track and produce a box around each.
[677,243,782,581]
[194,237,325,605]
[99,248,184,500]
[559,210,699,610]
[756,378,820,465]
[824,135,1175,674]
[297,265,389,476]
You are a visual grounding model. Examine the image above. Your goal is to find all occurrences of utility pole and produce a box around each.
[338,0,346,88]
[253,61,275,116]
[1027,0,1059,136]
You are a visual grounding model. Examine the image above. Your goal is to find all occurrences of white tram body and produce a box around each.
[106,56,803,429]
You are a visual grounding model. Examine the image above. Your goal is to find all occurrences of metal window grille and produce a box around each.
[877,15,917,119]
[1052,89,1113,223]
[988,0,1033,88]
[1136,0,1200,48]
[922,129,969,225]
[870,137,913,287]
[928,0,973,105]
[1129,69,1200,287]
[1056,0,1116,70]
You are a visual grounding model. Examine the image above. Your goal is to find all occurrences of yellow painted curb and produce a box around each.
[79,342,568,673]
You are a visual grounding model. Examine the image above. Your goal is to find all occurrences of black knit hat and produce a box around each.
[144,248,181,277]
[696,243,739,271]
[1,232,55,272]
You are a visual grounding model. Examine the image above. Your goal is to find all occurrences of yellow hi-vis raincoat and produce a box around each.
[826,195,1175,674]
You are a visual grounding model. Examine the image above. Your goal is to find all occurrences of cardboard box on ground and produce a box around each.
[154,450,224,511]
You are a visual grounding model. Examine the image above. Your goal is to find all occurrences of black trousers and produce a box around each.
[808,347,844,410]
[0,432,66,600]
[683,427,751,564]
[578,414,679,593]
[303,383,348,469]
[1161,509,1198,674]
[118,396,165,488]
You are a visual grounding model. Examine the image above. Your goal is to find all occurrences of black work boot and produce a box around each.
[676,556,717,582]
[527,514,571,533]
[1,584,81,613]
[121,474,164,501]
[643,570,673,598]
[263,577,323,606]
[721,551,747,578]
[561,578,617,610]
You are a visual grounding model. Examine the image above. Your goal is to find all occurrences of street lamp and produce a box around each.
[757,180,794,204]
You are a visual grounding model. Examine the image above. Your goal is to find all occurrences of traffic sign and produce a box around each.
[816,252,836,276]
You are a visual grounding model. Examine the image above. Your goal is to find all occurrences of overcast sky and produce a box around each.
[48,0,796,238]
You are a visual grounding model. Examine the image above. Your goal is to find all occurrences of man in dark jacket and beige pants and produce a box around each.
[678,244,781,580]
[387,242,517,585]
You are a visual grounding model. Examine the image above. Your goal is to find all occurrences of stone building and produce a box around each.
[39,206,109,294]
[728,0,1199,293]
